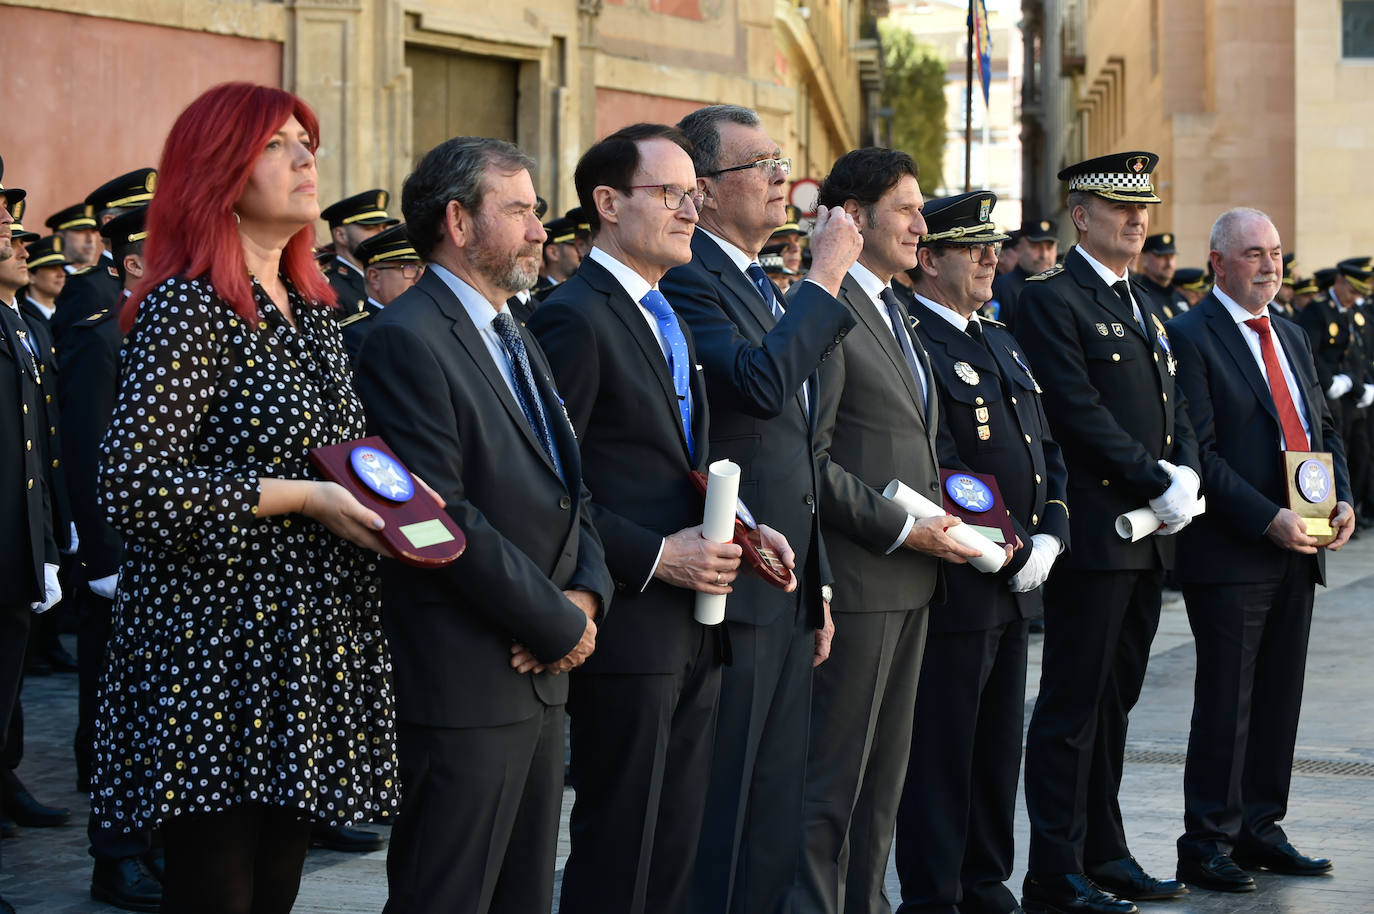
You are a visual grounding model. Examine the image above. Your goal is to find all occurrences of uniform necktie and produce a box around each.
[746,263,783,319]
[1244,316,1310,450]
[966,317,989,349]
[639,289,694,458]
[879,287,926,413]
[1112,280,1147,334]
[491,312,565,481]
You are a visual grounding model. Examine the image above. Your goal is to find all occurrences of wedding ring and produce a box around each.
[716,572,724,586]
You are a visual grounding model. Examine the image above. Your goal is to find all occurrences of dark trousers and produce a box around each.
[895,619,1030,914]
[690,604,815,914]
[76,590,114,785]
[385,706,565,914]
[1177,555,1317,860]
[1345,406,1369,512]
[1024,569,1162,874]
[0,601,30,874]
[792,607,930,914]
[560,627,721,914]
[161,803,310,914]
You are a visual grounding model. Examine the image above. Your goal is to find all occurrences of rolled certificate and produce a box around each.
[882,479,1005,574]
[695,459,741,625]
[1114,496,1208,541]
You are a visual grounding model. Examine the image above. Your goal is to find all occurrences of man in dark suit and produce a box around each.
[989,218,1058,331]
[320,188,399,317]
[50,169,155,344]
[0,163,62,914]
[795,148,992,914]
[355,137,612,914]
[530,122,775,914]
[898,190,1069,914]
[1016,152,1201,914]
[1167,208,1354,892]
[661,104,861,914]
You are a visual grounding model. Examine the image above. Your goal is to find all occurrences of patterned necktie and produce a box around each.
[746,263,783,319]
[879,287,926,413]
[491,312,565,481]
[1244,316,1310,450]
[639,289,694,458]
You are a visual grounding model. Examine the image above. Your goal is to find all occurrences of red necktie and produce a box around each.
[1244,316,1310,450]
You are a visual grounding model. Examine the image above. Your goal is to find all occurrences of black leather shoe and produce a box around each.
[1022,872,1138,913]
[91,856,162,912]
[1086,856,1188,900]
[0,815,16,838]
[310,821,384,852]
[1176,854,1256,893]
[0,772,71,827]
[1233,841,1332,875]
[45,645,79,672]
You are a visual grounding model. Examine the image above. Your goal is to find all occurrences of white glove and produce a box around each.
[65,522,79,554]
[1359,383,1374,409]
[1009,533,1062,593]
[30,563,62,613]
[1327,373,1354,400]
[1149,461,1200,527]
[89,574,119,600]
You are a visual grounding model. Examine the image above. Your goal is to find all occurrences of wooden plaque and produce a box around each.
[1284,450,1337,546]
[939,468,1018,545]
[688,471,793,589]
[309,436,466,567]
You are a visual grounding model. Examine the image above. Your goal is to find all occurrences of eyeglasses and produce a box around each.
[960,242,1003,263]
[377,262,424,279]
[706,157,792,178]
[628,184,705,212]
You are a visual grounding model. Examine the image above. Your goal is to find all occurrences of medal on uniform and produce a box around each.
[1096,322,1109,336]
[954,361,980,385]
[1154,324,1177,376]
[1111,322,1125,337]
[15,330,39,381]
[975,406,989,423]
[1329,321,1340,340]
[1008,348,1043,393]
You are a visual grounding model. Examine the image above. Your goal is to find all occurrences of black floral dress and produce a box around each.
[92,275,398,832]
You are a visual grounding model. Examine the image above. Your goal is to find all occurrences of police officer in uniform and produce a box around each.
[339,223,423,365]
[1016,151,1201,914]
[895,190,1070,914]
[1135,233,1189,318]
[51,168,156,344]
[44,203,101,273]
[1171,268,1210,309]
[531,215,582,302]
[989,218,1058,331]
[319,188,399,317]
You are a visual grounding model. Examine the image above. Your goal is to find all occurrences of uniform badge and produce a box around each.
[1096,322,1109,336]
[1357,312,1367,327]
[975,406,989,423]
[946,473,994,512]
[953,361,980,385]
[350,446,415,502]
[1329,321,1340,338]
[1112,322,1125,337]
[977,424,991,440]
[1128,155,1149,173]
[979,198,992,222]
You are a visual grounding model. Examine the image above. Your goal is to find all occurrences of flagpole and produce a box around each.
[965,0,974,192]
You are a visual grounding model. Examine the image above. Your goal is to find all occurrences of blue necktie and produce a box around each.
[746,263,783,319]
[879,287,926,413]
[491,312,565,482]
[639,289,695,459]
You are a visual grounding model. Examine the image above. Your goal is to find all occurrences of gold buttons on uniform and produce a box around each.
[1035,474,1042,484]
[1162,392,1168,402]
[1101,479,1110,486]
[1032,514,1039,525]
[1024,434,1032,444]
[1166,435,1172,445]
[976,396,985,405]
[1112,353,1121,362]
[1011,397,1018,405]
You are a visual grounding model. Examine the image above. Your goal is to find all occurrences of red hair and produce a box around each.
[122,82,337,333]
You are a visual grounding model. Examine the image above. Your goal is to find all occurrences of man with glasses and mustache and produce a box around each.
[529,122,791,914]
[897,190,1068,914]
[661,104,862,914]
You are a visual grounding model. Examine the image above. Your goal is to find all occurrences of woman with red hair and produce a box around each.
[94,82,399,914]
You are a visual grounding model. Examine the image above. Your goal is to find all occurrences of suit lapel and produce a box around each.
[1274,317,1325,447]
[1202,294,1276,427]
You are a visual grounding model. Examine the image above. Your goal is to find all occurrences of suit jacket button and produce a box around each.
[1112,353,1121,361]
[1101,479,1110,487]
[1024,433,1031,444]
[804,493,815,506]
[1035,473,1042,484]
[1032,513,1039,525]
[1011,396,1018,405]
[1162,392,1168,402]
[559,495,572,509]
[930,482,939,493]
[1166,435,1173,445]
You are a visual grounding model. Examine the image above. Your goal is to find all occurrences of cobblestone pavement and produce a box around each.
[3,536,1372,913]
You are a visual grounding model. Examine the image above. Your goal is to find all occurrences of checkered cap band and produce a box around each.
[1068,173,1155,193]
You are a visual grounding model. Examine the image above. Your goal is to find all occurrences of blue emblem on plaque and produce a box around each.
[350,446,414,502]
[1296,458,1331,504]
[946,474,993,513]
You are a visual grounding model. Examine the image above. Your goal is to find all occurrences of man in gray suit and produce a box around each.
[793,147,999,914]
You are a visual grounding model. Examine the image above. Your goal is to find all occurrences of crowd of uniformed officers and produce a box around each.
[0,82,1358,914]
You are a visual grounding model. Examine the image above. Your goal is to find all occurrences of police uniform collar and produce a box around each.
[334,254,364,278]
[913,292,977,334]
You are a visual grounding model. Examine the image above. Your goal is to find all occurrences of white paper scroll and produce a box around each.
[882,479,1005,574]
[1114,496,1208,541]
[694,459,741,625]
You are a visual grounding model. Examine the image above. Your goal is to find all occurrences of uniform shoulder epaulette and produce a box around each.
[1026,264,1064,282]
[337,310,369,329]
[71,264,96,276]
[980,316,1007,328]
[73,308,112,328]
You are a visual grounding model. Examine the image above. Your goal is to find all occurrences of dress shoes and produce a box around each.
[1022,872,1138,914]
[0,772,71,827]
[1086,856,1188,900]
[310,821,385,852]
[1233,841,1332,875]
[1176,854,1255,893]
[91,856,163,913]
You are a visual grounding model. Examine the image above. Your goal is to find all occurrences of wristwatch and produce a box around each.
[820,584,834,603]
